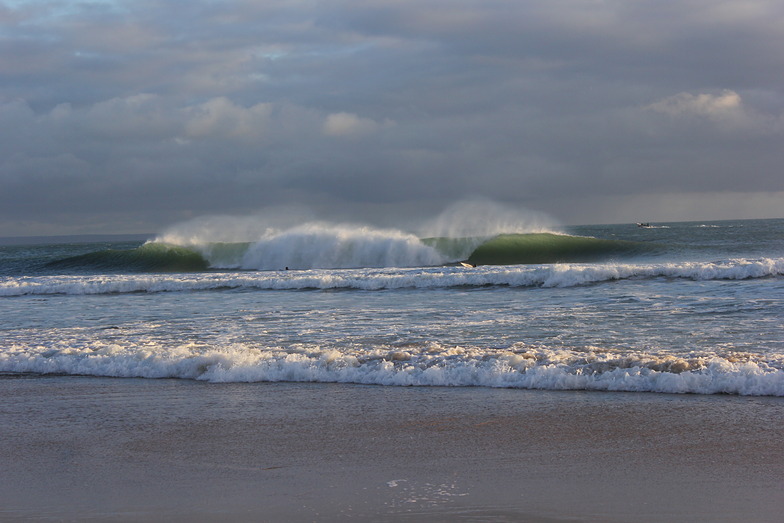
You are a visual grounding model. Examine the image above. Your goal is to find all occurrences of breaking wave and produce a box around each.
[464,233,649,265]
[3,258,782,296]
[40,229,651,273]
[1,342,782,396]
[44,242,210,272]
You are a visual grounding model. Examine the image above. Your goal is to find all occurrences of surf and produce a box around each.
[140,201,568,270]
[44,242,209,273]
[3,341,782,396]
[462,233,651,265]
[5,258,782,296]
[28,202,671,273]
[40,231,651,274]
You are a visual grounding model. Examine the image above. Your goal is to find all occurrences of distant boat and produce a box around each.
[636,222,653,228]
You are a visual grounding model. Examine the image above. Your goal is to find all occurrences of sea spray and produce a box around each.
[419,200,564,262]
[154,208,318,244]
[239,223,444,270]
[153,216,448,269]
[148,201,563,269]
[419,200,560,240]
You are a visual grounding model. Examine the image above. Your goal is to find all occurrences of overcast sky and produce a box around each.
[2,0,783,236]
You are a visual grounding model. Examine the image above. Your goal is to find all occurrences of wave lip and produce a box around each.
[36,230,653,274]
[2,343,782,396]
[153,223,447,270]
[238,224,444,270]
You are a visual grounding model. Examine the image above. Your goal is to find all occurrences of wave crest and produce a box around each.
[44,243,209,273]
[153,221,446,270]
[2,342,782,396]
[4,258,782,296]
[238,224,444,270]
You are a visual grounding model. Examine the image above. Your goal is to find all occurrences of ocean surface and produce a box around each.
[2,218,783,396]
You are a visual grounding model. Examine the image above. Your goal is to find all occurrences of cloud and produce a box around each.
[322,112,381,137]
[647,90,741,117]
[184,97,273,139]
[643,89,784,137]
[2,1,784,235]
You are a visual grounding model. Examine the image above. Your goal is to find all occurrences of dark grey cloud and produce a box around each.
[1,0,783,235]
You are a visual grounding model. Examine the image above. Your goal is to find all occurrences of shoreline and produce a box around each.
[1,376,783,522]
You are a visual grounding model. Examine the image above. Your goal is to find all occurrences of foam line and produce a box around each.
[2,258,782,296]
[2,343,782,396]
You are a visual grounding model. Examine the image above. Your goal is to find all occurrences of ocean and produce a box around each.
[2,217,783,396]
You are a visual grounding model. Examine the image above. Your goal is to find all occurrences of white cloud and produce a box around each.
[645,90,743,120]
[184,97,273,139]
[322,112,380,137]
[644,89,784,133]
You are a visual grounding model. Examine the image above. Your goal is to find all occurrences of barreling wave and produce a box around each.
[1,342,782,396]
[179,230,651,269]
[4,258,782,296]
[463,233,650,265]
[39,230,651,274]
[44,243,210,273]
[152,223,447,270]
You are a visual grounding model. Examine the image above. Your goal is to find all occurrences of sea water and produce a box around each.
[1,218,783,395]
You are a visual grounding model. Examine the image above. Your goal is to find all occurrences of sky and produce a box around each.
[1,0,783,236]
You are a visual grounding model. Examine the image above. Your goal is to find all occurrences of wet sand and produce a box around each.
[1,375,783,522]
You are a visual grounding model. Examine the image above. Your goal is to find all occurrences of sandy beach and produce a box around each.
[1,375,782,522]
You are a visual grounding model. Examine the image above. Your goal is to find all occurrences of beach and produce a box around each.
[2,376,782,522]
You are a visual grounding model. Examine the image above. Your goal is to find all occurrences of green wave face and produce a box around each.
[466,233,647,265]
[42,234,650,272]
[46,243,209,273]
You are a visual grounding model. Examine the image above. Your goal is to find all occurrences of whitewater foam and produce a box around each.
[3,258,782,296]
[153,222,446,270]
[2,341,782,396]
[238,224,445,270]
[149,202,562,270]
